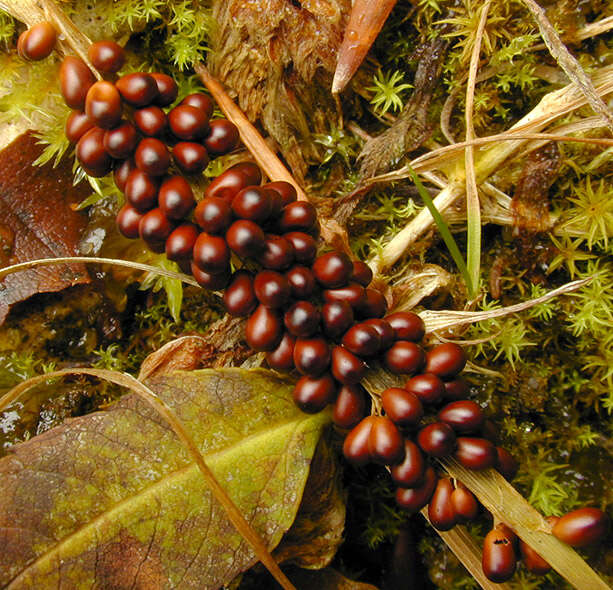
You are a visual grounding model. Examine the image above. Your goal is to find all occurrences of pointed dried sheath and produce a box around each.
[332,0,398,94]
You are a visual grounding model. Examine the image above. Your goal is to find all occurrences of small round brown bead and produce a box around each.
[88,40,125,73]
[116,72,159,107]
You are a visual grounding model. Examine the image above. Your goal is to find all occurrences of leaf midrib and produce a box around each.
[7,410,328,589]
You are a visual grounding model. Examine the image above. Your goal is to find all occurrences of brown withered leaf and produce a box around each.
[209,0,350,181]
[0,132,90,324]
[0,368,331,589]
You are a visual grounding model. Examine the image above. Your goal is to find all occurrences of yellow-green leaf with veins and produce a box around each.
[0,368,330,589]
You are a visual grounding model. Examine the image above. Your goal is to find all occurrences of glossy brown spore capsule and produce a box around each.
[286,265,317,299]
[226,220,266,258]
[368,416,404,465]
[116,72,158,107]
[293,373,337,414]
[333,384,367,429]
[204,119,239,155]
[133,106,167,137]
[113,158,136,193]
[322,301,354,340]
[190,262,230,290]
[116,204,143,239]
[385,311,425,342]
[284,232,316,265]
[323,283,366,310]
[266,181,297,206]
[103,121,138,159]
[151,73,178,107]
[158,175,195,220]
[205,162,262,201]
[284,301,320,338]
[552,508,609,548]
[405,373,445,405]
[254,270,291,309]
[124,169,159,212]
[19,22,57,61]
[482,525,517,583]
[192,233,230,274]
[168,104,209,141]
[258,235,295,270]
[356,288,387,318]
[312,251,353,289]
[331,346,366,385]
[362,318,394,350]
[443,377,470,401]
[417,422,456,457]
[232,186,272,223]
[351,260,373,286]
[173,142,209,175]
[454,437,496,470]
[181,93,214,118]
[76,127,112,177]
[139,208,173,252]
[450,483,479,523]
[266,332,296,371]
[495,447,519,481]
[60,56,96,110]
[293,337,331,376]
[224,271,257,317]
[342,323,381,357]
[343,416,376,466]
[65,111,94,144]
[88,40,125,73]
[438,400,485,433]
[395,466,437,512]
[245,305,283,352]
[279,201,318,234]
[428,478,456,531]
[194,196,232,235]
[135,138,170,176]
[383,341,425,375]
[519,540,551,575]
[165,223,199,261]
[425,343,467,379]
[390,440,426,488]
[381,387,423,427]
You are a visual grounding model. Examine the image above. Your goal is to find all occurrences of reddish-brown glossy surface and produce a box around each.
[368,416,404,465]
[254,270,291,308]
[425,343,467,378]
[139,208,173,247]
[323,283,366,309]
[284,232,316,265]
[333,384,366,429]
[356,288,387,318]
[192,233,230,273]
[124,169,159,212]
[113,158,136,193]
[258,235,295,270]
[383,341,425,375]
[266,181,297,206]
[245,305,283,351]
[322,301,354,339]
[223,271,257,317]
[65,111,94,144]
[519,540,551,574]
[76,127,112,177]
[158,176,195,220]
[286,265,317,299]
[165,223,199,261]
[454,437,496,470]
[390,440,425,488]
[279,201,318,234]
[226,219,266,258]
[284,301,320,338]
[312,251,353,288]
[88,41,125,73]
[417,422,456,457]
[180,93,214,118]
[405,373,445,404]
[135,138,170,176]
[443,377,470,400]
[362,318,394,350]
[103,121,138,159]
[552,508,609,547]
[204,119,239,154]
[190,262,230,290]
[116,73,158,106]
[293,337,331,376]
[385,311,425,342]
[343,416,376,465]
[20,22,57,61]
[450,485,479,522]
[266,332,296,371]
[495,447,519,481]
[232,186,272,223]
[133,106,167,136]
[381,387,423,427]
[168,104,209,140]
[151,73,178,107]
[293,373,336,414]
[342,323,381,357]
[173,142,209,175]
[351,260,373,286]
[438,400,485,433]
[60,56,95,110]
[395,467,437,512]
[116,204,143,239]
[428,478,456,531]
[204,162,262,201]
[331,346,366,385]
[482,525,517,583]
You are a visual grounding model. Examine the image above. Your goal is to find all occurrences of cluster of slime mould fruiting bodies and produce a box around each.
[18,21,610,585]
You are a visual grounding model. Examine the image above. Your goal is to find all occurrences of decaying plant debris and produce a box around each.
[0,0,611,589]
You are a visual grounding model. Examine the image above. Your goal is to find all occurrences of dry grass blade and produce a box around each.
[419,278,589,333]
[0,368,297,590]
[522,0,613,133]
[442,460,610,590]
[464,0,491,296]
[420,509,513,590]
[0,256,200,287]
[195,64,307,201]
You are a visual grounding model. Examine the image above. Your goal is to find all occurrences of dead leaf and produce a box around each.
[0,133,90,324]
[138,335,211,380]
[286,566,380,590]
[0,368,331,589]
